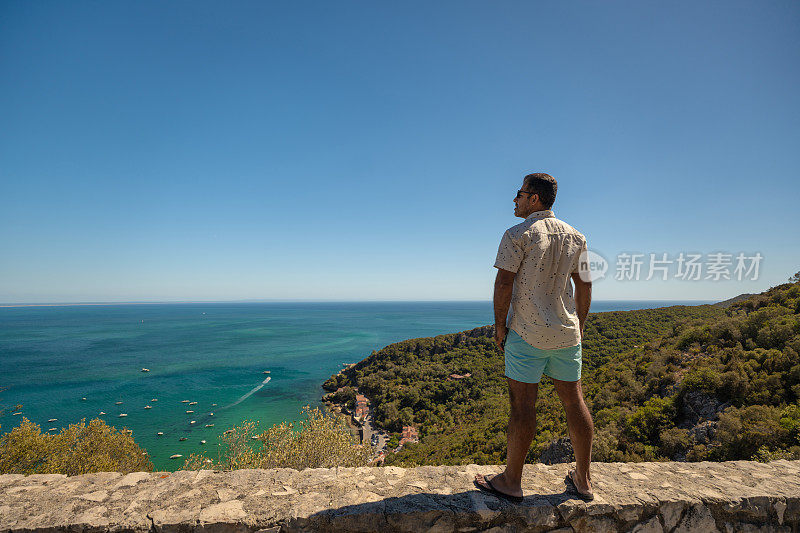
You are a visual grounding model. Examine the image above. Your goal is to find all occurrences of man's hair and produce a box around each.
[522,173,557,209]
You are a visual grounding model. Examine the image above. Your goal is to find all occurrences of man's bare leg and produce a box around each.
[551,377,594,494]
[475,377,538,497]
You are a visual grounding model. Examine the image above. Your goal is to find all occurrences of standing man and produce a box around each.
[474,173,595,502]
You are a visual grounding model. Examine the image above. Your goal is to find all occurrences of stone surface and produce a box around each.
[0,460,798,532]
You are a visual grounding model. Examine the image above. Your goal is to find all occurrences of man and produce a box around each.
[474,173,595,502]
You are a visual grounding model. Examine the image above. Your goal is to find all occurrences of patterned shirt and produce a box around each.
[494,209,588,349]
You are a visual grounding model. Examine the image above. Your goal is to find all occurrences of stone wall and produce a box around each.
[1,460,799,532]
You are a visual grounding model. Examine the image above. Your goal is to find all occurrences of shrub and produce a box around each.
[183,404,373,471]
[0,418,152,475]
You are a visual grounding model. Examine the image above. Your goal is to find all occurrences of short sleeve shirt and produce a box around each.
[494,210,588,349]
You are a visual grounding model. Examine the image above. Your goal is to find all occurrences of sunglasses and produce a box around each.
[515,190,535,199]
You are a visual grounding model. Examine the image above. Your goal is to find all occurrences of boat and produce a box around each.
[262,370,270,374]
[141,368,149,372]
[211,403,217,407]
[48,418,57,422]
[200,440,206,444]
[251,436,259,440]
[209,412,214,416]
[189,401,197,405]
[119,413,128,417]
[115,401,123,405]
[81,397,87,401]
[157,432,163,436]
[144,405,152,409]
[205,424,214,427]
[99,412,106,415]
[190,420,196,425]
[151,399,158,402]
[170,454,182,459]
[179,437,187,441]
[181,400,190,403]
[48,428,57,431]
[186,410,194,414]
[12,412,21,416]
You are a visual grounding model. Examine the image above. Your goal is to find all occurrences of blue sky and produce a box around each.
[1,1,798,303]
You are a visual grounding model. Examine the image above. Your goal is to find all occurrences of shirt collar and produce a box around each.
[525,209,554,222]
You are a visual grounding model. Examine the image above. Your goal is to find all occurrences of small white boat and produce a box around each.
[263,370,270,374]
[48,428,57,431]
[170,454,183,459]
[144,405,152,409]
[200,440,206,444]
[12,412,21,416]
[99,412,106,415]
[115,401,123,405]
[211,403,217,407]
[186,410,194,414]
[48,418,57,422]
[189,401,197,405]
[141,368,150,372]
[179,437,187,441]
[181,400,190,403]
[157,432,164,436]
[205,424,214,427]
[151,398,158,402]
[81,397,87,401]
[190,420,196,425]
[209,412,214,416]
[118,413,127,417]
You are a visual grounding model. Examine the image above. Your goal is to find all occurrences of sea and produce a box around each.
[0,300,710,470]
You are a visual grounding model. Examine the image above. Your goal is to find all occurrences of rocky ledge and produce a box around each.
[1,460,799,532]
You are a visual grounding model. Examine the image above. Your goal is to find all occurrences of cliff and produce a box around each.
[2,460,799,532]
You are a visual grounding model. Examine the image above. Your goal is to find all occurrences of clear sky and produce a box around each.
[1,1,798,303]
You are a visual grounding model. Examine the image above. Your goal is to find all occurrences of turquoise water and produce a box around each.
[0,300,707,470]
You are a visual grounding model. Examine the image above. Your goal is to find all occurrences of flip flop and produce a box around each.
[473,475,524,503]
[564,470,594,501]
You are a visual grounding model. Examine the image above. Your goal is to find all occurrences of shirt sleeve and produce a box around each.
[494,230,524,273]
[571,238,591,281]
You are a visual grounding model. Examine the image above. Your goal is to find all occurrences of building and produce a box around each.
[354,393,369,420]
[399,425,419,446]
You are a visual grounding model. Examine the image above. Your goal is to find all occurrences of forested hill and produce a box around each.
[323,280,800,466]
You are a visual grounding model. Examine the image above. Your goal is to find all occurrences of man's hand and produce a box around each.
[495,323,508,351]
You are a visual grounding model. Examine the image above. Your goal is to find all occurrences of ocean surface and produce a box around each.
[0,300,710,470]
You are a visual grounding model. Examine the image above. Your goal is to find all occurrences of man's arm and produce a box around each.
[571,272,592,340]
[493,268,516,350]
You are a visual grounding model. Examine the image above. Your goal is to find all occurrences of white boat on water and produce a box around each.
[12,412,21,416]
[179,437,187,441]
[263,370,270,374]
[190,420,196,425]
[211,403,217,407]
[151,398,158,402]
[181,400,190,403]
[48,418,57,422]
[189,401,197,405]
[186,410,194,414]
[141,368,149,372]
[205,424,214,427]
[157,432,163,436]
[81,397,87,401]
[200,440,206,444]
[119,413,127,417]
[144,405,152,409]
[115,401,123,405]
[48,428,57,431]
[99,412,106,415]
[170,454,182,459]
[209,412,214,416]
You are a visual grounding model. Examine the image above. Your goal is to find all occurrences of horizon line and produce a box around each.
[0,298,719,308]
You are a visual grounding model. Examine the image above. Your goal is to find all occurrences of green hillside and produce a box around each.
[323,281,800,466]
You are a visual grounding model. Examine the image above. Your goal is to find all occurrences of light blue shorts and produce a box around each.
[504,329,582,384]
